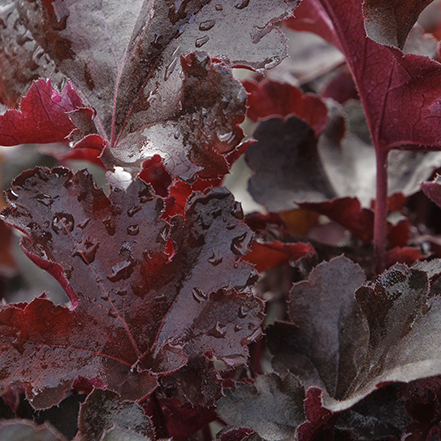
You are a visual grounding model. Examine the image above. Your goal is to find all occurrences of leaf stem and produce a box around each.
[374,148,389,274]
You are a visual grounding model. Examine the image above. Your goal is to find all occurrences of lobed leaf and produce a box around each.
[6,0,299,180]
[0,167,263,408]
[77,389,154,441]
[216,373,306,441]
[268,256,441,412]
[0,78,83,146]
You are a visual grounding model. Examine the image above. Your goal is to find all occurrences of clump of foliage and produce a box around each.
[3,0,441,440]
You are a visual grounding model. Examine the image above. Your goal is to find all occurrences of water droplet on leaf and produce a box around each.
[215,4,223,11]
[36,193,57,206]
[127,205,141,217]
[166,341,184,353]
[235,0,249,9]
[231,202,243,219]
[102,217,116,236]
[208,249,223,266]
[195,35,210,48]
[192,287,207,303]
[127,224,139,236]
[231,232,248,256]
[210,322,227,338]
[52,213,74,235]
[72,239,99,264]
[242,327,263,345]
[199,19,215,31]
[238,305,248,318]
[107,259,136,282]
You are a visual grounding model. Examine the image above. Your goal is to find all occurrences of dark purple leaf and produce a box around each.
[12,0,299,180]
[77,389,154,441]
[0,167,263,408]
[363,0,434,49]
[216,373,306,441]
[268,256,441,412]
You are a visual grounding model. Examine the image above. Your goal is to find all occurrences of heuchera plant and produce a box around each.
[5,0,441,440]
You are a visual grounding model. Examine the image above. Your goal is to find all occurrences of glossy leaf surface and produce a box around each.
[9,0,299,180]
[0,167,263,408]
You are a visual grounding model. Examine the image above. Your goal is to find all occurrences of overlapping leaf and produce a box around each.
[363,0,434,49]
[77,389,154,441]
[0,167,263,409]
[287,0,441,153]
[217,373,306,441]
[267,256,441,412]
[2,0,299,180]
[0,78,83,146]
[246,95,441,212]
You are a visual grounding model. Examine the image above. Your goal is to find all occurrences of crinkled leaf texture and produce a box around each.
[216,373,306,441]
[267,256,441,412]
[6,0,299,180]
[0,167,263,409]
[0,0,64,108]
[77,389,154,441]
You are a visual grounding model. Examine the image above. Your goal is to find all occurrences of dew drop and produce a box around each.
[102,217,115,236]
[192,287,207,303]
[35,243,49,260]
[77,219,90,229]
[107,259,136,282]
[155,293,167,302]
[138,187,154,203]
[242,327,263,345]
[52,213,74,235]
[166,341,184,353]
[231,232,248,256]
[234,324,243,332]
[215,4,223,10]
[127,224,139,236]
[217,131,234,143]
[165,57,178,81]
[36,193,57,206]
[127,205,141,217]
[238,305,248,318]
[231,202,243,219]
[209,322,227,338]
[211,208,222,218]
[210,322,227,338]
[199,19,215,31]
[157,225,169,244]
[235,0,249,9]
[208,249,223,266]
[72,239,99,264]
[195,35,210,48]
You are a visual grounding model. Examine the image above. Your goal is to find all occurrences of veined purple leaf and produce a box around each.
[11,0,299,180]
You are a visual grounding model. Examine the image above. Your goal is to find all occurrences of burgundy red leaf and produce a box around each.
[0,79,83,146]
[0,167,263,408]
